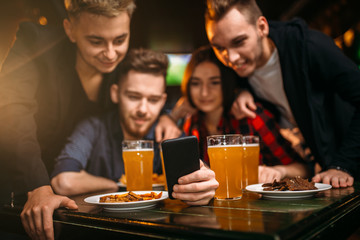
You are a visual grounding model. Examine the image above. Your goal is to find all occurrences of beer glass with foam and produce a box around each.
[242,136,260,188]
[207,134,243,200]
[122,140,154,191]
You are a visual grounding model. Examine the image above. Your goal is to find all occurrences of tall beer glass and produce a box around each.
[242,136,260,188]
[122,140,154,191]
[207,134,243,200]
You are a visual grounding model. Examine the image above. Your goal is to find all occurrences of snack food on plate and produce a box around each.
[262,176,317,191]
[99,191,163,203]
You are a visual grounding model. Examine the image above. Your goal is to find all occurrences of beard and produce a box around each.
[119,114,153,140]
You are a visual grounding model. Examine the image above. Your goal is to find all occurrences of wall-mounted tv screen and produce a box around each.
[166,53,192,86]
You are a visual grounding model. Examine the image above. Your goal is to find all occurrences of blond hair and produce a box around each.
[64,0,136,18]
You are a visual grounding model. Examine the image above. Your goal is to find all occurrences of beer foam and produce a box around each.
[208,144,258,148]
[207,144,242,148]
[122,148,153,152]
[242,144,259,147]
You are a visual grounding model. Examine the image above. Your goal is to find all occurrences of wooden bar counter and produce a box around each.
[1,182,360,239]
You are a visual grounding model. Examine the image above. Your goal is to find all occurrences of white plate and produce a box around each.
[84,191,168,212]
[245,183,332,199]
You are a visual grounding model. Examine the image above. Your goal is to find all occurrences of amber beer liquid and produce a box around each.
[242,143,259,187]
[208,145,243,200]
[122,149,153,191]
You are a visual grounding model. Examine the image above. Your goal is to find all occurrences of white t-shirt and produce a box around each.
[249,48,313,161]
[249,48,296,129]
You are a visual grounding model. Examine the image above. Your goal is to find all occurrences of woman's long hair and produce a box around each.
[181,45,238,115]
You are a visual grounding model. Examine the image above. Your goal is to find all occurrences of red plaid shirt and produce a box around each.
[183,103,304,166]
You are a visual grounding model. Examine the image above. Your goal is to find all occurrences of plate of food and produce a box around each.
[245,177,332,199]
[84,191,168,211]
[117,174,166,189]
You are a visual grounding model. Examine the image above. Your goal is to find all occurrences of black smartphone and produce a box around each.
[161,136,200,199]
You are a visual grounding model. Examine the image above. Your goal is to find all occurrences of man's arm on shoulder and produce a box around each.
[155,114,182,142]
[231,89,257,119]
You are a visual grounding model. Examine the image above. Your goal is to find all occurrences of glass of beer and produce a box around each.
[242,136,260,188]
[207,134,243,200]
[122,140,154,191]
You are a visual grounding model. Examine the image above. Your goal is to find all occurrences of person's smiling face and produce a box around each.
[206,7,268,77]
[189,61,223,114]
[111,70,167,140]
[64,11,130,74]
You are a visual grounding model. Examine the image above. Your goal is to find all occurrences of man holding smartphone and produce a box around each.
[51,48,218,205]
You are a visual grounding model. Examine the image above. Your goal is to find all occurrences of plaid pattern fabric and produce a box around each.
[183,103,304,166]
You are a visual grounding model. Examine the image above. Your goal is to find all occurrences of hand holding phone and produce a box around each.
[161,136,200,199]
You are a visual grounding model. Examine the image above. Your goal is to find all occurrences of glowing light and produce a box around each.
[334,37,343,49]
[343,28,354,48]
[38,16,47,26]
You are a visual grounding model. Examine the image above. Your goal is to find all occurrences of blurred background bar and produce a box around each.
[1,0,360,105]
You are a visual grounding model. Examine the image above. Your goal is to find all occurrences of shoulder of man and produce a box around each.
[269,18,310,41]
[268,18,321,59]
[269,18,308,31]
[15,22,67,54]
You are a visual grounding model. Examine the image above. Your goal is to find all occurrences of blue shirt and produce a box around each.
[51,110,162,181]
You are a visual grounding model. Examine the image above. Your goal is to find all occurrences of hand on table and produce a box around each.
[231,90,257,120]
[258,165,284,183]
[20,185,78,240]
[312,169,354,188]
[172,161,219,205]
[155,114,182,142]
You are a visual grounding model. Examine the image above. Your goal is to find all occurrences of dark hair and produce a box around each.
[205,0,262,25]
[116,48,168,86]
[181,45,238,115]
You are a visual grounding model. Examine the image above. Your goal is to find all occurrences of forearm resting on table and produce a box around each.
[273,162,310,179]
[51,170,118,196]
